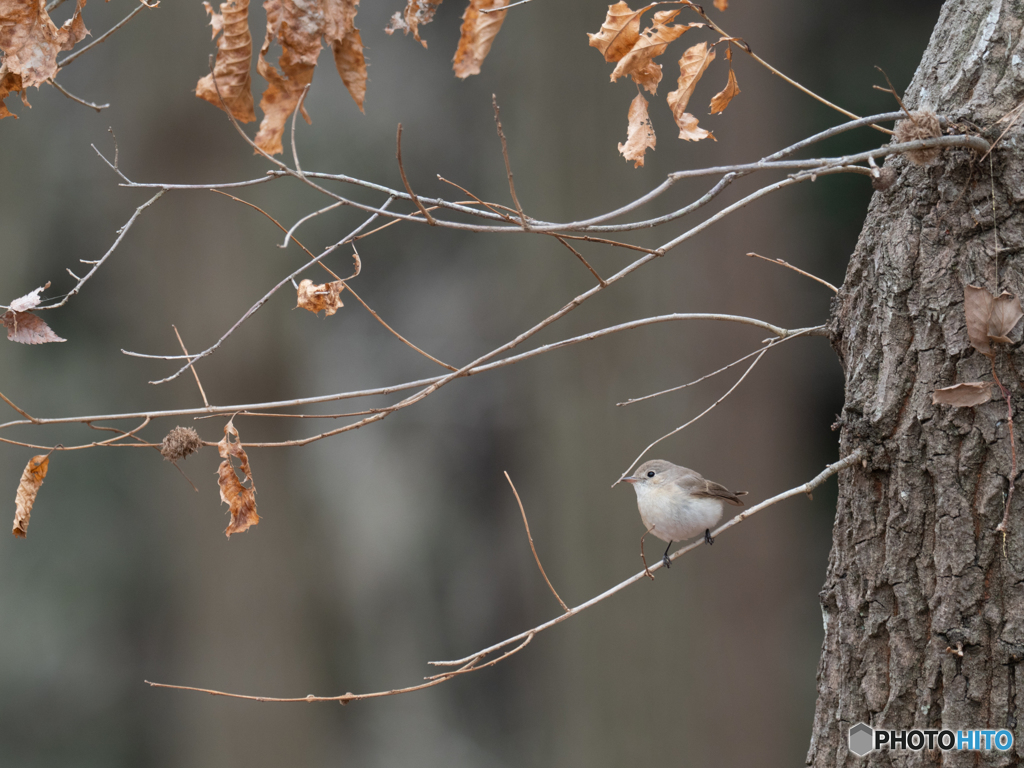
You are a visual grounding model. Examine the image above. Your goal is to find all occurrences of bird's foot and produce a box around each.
[661,554,672,568]
[704,529,715,545]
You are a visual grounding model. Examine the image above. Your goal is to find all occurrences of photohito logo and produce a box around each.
[848,722,1014,756]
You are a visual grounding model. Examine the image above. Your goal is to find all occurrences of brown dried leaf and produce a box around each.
[0,69,28,119]
[385,0,442,48]
[587,1,650,63]
[8,281,50,312]
[610,10,693,87]
[989,292,1023,342]
[666,41,714,116]
[672,111,714,141]
[196,0,256,122]
[323,0,365,111]
[254,0,323,156]
[452,0,507,79]
[217,418,259,537]
[932,382,993,407]
[13,454,49,538]
[709,65,739,114]
[713,0,727,10]
[964,284,994,356]
[0,0,89,88]
[296,278,345,316]
[617,92,655,168]
[2,310,65,344]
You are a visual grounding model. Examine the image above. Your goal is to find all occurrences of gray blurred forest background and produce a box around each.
[0,1,940,766]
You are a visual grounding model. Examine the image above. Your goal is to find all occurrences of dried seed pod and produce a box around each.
[161,427,204,462]
[895,110,942,166]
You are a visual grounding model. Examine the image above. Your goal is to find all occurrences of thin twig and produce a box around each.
[396,124,435,225]
[747,252,838,293]
[37,190,166,310]
[0,391,37,421]
[172,325,210,408]
[980,101,1024,162]
[492,95,527,228]
[618,344,771,485]
[872,66,912,119]
[481,0,526,11]
[505,471,569,613]
[46,78,108,110]
[554,236,605,286]
[57,1,154,69]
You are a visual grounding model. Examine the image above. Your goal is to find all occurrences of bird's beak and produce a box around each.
[622,476,638,484]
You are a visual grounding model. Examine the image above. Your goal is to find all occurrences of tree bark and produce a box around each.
[808,0,1024,765]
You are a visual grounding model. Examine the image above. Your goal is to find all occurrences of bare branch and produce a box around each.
[505,471,568,613]
[46,78,109,111]
[396,124,436,225]
[492,95,527,228]
[57,1,154,69]
[747,252,838,293]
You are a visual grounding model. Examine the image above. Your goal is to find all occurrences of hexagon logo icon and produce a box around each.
[849,722,874,756]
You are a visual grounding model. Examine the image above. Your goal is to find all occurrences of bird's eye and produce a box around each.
[646,470,655,478]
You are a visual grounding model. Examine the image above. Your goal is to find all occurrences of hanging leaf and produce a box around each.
[587,2,651,63]
[195,0,256,122]
[618,92,656,167]
[709,65,739,114]
[385,0,444,48]
[667,41,716,141]
[452,0,508,79]
[217,419,259,537]
[323,0,366,112]
[989,292,1023,343]
[296,278,345,316]
[610,10,694,90]
[13,454,50,538]
[2,310,65,344]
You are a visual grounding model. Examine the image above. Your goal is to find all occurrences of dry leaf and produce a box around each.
[587,1,649,63]
[323,0,365,111]
[385,0,442,48]
[610,10,693,87]
[2,310,65,344]
[932,382,993,407]
[0,69,28,119]
[964,285,994,356]
[713,0,727,10]
[667,41,715,141]
[217,418,259,537]
[296,278,345,316]
[709,65,739,113]
[8,281,50,312]
[452,0,507,79]
[617,92,655,168]
[0,0,88,88]
[13,454,49,538]
[254,0,324,155]
[196,0,256,122]
[989,292,1023,343]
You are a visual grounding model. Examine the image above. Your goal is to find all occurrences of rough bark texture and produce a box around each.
[808,0,1024,765]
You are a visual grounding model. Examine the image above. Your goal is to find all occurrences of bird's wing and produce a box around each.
[679,474,746,506]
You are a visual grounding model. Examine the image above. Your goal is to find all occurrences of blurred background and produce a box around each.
[0,1,940,766]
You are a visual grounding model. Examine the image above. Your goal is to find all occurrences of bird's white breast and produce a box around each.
[633,483,724,543]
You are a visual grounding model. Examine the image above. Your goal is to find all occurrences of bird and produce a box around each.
[623,459,746,570]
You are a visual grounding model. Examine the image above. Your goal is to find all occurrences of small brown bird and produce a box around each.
[623,459,746,568]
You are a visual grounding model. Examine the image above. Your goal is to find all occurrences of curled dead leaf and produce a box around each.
[618,93,655,168]
[8,281,51,312]
[709,65,739,114]
[587,1,649,63]
[196,0,256,122]
[989,292,1023,343]
[453,0,508,79]
[932,382,993,407]
[323,0,366,112]
[0,0,88,90]
[296,278,345,316]
[610,10,693,88]
[13,454,50,538]
[713,0,727,9]
[964,285,994,356]
[217,418,258,537]
[385,0,443,48]
[254,0,324,155]
[667,41,715,142]
[2,310,65,344]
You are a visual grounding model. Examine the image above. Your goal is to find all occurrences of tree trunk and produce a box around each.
[808,1,1024,765]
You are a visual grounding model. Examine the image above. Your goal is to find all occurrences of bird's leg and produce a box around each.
[639,525,657,580]
[704,528,714,545]
[661,540,673,569]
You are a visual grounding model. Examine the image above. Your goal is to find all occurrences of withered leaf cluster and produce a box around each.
[0,0,89,118]
[3,282,65,344]
[932,285,1023,408]
[296,278,345,316]
[588,2,741,167]
[217,418,259,537]
[386,0,508,79]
